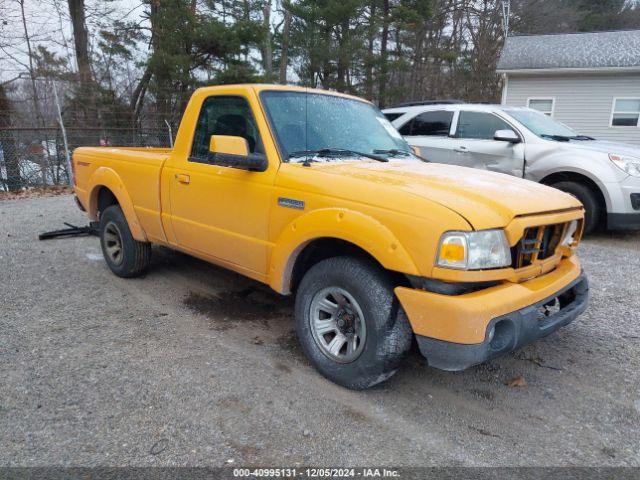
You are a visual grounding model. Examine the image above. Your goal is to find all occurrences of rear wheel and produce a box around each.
[295,256,413,389]
[550,180,600,234]
[99,205,151,278]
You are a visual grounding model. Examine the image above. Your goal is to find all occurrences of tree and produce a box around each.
[68,0,92,84]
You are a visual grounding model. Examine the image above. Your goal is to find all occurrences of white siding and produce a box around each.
[503,73,640,145]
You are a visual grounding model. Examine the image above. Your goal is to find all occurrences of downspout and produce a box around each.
[500,73,508,106]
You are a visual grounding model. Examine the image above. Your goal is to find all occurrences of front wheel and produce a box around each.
[550,181,601,234]
[295,256,413,389]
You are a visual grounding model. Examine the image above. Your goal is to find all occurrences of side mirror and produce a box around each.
[208,135,267,172]
[494,129,521,143]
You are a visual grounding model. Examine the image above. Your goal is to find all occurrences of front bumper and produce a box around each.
[414,274,588,371]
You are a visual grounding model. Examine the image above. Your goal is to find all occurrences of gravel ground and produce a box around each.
[1,194,639,467]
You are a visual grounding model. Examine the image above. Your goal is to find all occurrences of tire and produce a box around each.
[550,181,600,235]
[99,205,151,278]
[295,256,413,389]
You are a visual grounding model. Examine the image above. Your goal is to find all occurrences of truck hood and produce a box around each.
[307,160,582,230]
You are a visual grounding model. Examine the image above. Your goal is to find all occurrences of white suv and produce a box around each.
[383,102,640,233]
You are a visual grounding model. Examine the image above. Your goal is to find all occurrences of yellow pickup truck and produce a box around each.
[73,84,589,389]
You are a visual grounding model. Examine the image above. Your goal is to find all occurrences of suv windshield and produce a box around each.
[506,108,578,139]
[260,90,412,162]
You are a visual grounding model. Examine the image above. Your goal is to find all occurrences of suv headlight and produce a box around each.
[609,153,640,177]
[436,230,511,270]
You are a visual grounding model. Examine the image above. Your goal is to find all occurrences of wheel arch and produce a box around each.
[540,171,609,214]
[268,209,419,295]
[87,167,147,241]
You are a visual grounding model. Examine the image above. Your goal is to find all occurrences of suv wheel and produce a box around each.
[295,256,413,389]
[550,181,600,234]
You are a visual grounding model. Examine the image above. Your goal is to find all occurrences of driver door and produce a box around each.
[167,94,275,278]
[449,110,525,177]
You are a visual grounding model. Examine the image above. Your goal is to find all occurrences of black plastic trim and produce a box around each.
[607,212,640,230]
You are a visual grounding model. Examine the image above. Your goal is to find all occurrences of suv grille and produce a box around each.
[513,223,566,269]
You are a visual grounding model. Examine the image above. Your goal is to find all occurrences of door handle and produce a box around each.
[175,173,190,184]
[453,147,468,154]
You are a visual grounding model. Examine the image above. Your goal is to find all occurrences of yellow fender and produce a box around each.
[87,167,148,242]
[269,208,419,294]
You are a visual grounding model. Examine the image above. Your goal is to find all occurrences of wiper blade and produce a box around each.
[540,134,572,142]
[571,135,595,140]
[373,148,411,156]
[289,148,388,162]
[374,148,429,162]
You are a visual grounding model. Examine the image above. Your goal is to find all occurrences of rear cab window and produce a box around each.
[399,110,453,136]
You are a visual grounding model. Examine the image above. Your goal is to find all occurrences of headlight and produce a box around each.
[436,230,511,270]
[609,153,640,177]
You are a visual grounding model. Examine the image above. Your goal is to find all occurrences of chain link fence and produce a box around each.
[1,78,174,192]
[0,127,171,191]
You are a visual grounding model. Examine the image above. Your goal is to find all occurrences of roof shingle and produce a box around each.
[497,30,640,71]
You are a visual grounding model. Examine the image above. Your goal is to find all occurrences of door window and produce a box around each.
[399,110,453,136]
[455,111,514,140]
[190,95,262,161]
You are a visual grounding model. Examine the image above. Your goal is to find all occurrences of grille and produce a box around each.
[512,223,566,269]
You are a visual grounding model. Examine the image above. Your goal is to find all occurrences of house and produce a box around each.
[497,30,640,145]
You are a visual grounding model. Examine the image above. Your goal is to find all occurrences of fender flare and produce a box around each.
[268,208,419,294]
[87,167,148,242]
[535,166,612,211]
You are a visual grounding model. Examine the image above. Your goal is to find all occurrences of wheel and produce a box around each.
[295,256,413,389]
[550,181,600,234]
[99,205,151,278]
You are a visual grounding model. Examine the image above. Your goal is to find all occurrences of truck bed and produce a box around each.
[73,146,173,243]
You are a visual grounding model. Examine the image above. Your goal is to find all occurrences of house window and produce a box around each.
[528,98,554,117]
[611,99,640,127]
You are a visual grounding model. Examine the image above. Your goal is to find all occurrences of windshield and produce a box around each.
[507,108,577,138]
[260,90,412,162]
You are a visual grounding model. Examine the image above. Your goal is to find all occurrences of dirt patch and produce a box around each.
[273,362,292,374]
[183,287,292,331]
[0,186,73,201]
[227,440,262,462]
[469,388,495,401]
[275,328,303,359]
[216,395,252,414]
[342,406,371,424]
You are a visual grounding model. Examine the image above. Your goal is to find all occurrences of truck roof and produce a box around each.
[193,83,372,105]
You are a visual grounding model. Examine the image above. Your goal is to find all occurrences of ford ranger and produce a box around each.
[72,84,589,389]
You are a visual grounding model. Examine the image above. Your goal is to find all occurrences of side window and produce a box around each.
[398,119,414,135]
[383,112,404,122]
[411,110,453,136]
[455,111,514,140]
[190,95,262,161]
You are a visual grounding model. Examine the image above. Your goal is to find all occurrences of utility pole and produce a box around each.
[501,0,511,37]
